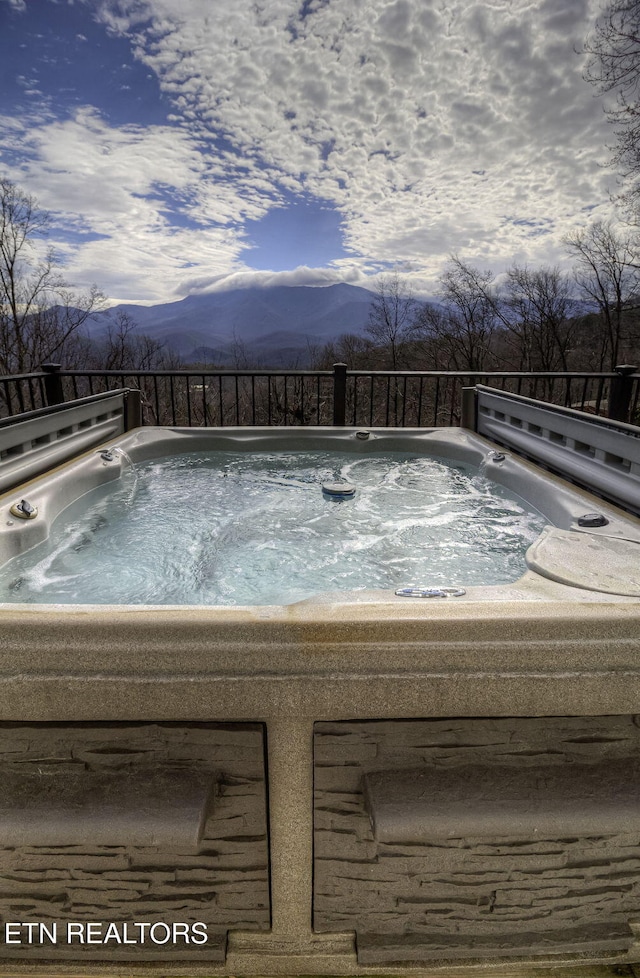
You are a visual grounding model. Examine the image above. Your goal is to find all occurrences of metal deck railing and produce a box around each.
[1,376,640,514]
[0,363,638,426]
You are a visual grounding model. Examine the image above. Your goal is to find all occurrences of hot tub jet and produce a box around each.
[9,499,37,520]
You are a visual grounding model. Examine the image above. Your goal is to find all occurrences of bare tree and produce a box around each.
[416,257,500,372]
[0,179,104,374]
[503,265,578,371]
[564,220,640,368]
[582,0,640,186]
[365,272,419,370]
[313,333,378,370]
[87,310,181,371]
[363,272,422,424]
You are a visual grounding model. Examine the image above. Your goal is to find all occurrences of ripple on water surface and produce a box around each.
[0,451,548,605]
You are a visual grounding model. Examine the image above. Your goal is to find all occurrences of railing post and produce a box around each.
[41,363,64,406]
[332,363,347,426]
[608,365,637,422]
[460,387,477,431]
[124,389,143,430]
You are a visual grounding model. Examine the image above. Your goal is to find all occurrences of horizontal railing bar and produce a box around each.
[43,369,632,379]
[0,372,47,383]
[0,370,634,383]
[51,369,335,379]
[345,370,627,379]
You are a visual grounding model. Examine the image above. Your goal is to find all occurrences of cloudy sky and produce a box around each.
[0,0,618,304]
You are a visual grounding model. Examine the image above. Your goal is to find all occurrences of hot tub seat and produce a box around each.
[527,526,640,596]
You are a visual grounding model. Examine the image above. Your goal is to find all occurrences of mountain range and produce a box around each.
[89,283,376,366]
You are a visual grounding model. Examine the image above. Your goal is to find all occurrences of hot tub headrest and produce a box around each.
[364,759,640,842]
[0,763,217,848]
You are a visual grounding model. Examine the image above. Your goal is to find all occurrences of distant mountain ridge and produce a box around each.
[89,283,375,366]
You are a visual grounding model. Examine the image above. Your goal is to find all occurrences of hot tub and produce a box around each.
[2,424,639,605]
[0,424,639,974]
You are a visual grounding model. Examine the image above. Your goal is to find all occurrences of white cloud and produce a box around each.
[1,0,619,300]
[0,105,262,300]
[182,264,373,295]
[96,0,613,246]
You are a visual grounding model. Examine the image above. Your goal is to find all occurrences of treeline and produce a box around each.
[0,179,180,377]
[316,223,640,375]
[3,177,640,381]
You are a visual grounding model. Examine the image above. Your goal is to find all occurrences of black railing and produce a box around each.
[0,363,638,427]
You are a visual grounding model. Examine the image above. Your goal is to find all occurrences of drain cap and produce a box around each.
[322,482,356,497]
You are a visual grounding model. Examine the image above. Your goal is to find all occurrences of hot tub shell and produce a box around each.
[0,424,640,974]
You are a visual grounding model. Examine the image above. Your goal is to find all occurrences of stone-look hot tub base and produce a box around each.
[0,426,639,973]
[0,603,639,975]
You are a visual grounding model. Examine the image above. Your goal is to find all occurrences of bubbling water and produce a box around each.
[0,450,548,605]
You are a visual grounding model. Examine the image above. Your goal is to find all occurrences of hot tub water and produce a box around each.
[0,450,547,605]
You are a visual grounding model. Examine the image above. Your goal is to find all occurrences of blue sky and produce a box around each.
[0,0,617,303]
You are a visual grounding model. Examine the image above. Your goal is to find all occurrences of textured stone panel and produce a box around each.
[0,722,269,962]
[314,716,640,964]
